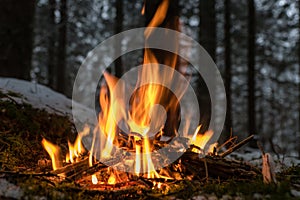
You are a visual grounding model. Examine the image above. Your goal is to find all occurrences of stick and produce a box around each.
[219,135,254,158]
[217,135,237,151]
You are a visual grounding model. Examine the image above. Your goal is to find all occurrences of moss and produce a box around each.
[200,176,296,199]
[0,97,74,171]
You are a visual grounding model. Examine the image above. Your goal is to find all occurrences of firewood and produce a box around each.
[51,157,90,176]
[179,152,260,180]
[65,162,107,181]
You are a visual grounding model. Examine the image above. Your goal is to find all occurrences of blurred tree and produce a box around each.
[199,0,216,60]
[0,0,35,80]
[114,0,124,78]
[56,0,67,93]
[48,0,56,88]
[198,0,216,132]
[247,0,256,140]
[224,0,232,138]
[298,0,300,158]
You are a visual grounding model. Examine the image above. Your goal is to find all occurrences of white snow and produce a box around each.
[0,178,24,199]
[0,77,93,120]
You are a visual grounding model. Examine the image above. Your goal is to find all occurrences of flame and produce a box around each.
[41,0,217,186]
[93,0,180,180]
[190,126,214,153]
[143,137,160,179]
[41,138,62,170]
[66,127,88,163]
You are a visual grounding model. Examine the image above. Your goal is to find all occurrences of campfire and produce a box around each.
[2,0,300,199]
[39,1,258,192]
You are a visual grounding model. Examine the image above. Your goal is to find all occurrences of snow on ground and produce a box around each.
[0,179,23,199]
[229,147,300,171]
[0,77,94,125]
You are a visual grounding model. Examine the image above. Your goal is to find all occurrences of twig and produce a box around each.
[217,135,238,151]
[204,159,208,183]
[219,135,254,158]
[257,141,265,155]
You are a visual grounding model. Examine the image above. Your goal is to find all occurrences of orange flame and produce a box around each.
[66,126,88,163]
[41,138,62,170]
[190,126,215,154]
[41,0,217,186]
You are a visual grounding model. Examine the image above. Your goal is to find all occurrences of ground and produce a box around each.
[0,78,300,199]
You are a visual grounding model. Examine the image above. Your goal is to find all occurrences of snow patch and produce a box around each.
[0,77,94,127]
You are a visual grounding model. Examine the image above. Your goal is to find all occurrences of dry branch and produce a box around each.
[220,135,254,158]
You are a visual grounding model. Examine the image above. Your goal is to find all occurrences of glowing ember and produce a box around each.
[153,181,162,189]
[107,173,116,185]
[92,174,98,185]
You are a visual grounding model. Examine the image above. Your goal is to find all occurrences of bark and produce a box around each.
[0,0,35,80]
[56,0,68,93]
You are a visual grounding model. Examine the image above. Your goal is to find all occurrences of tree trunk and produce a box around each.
[298,0,300,158]
[48,0,56,88]
[224,0,232,140]
[114,0,124,78]
[56,0,68,93]
[199,0,216,61]
[247,0,256,141]
[0,0,35,80]
[198,0,216,133]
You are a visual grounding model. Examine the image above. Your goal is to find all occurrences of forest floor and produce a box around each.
[0,82,300,199]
